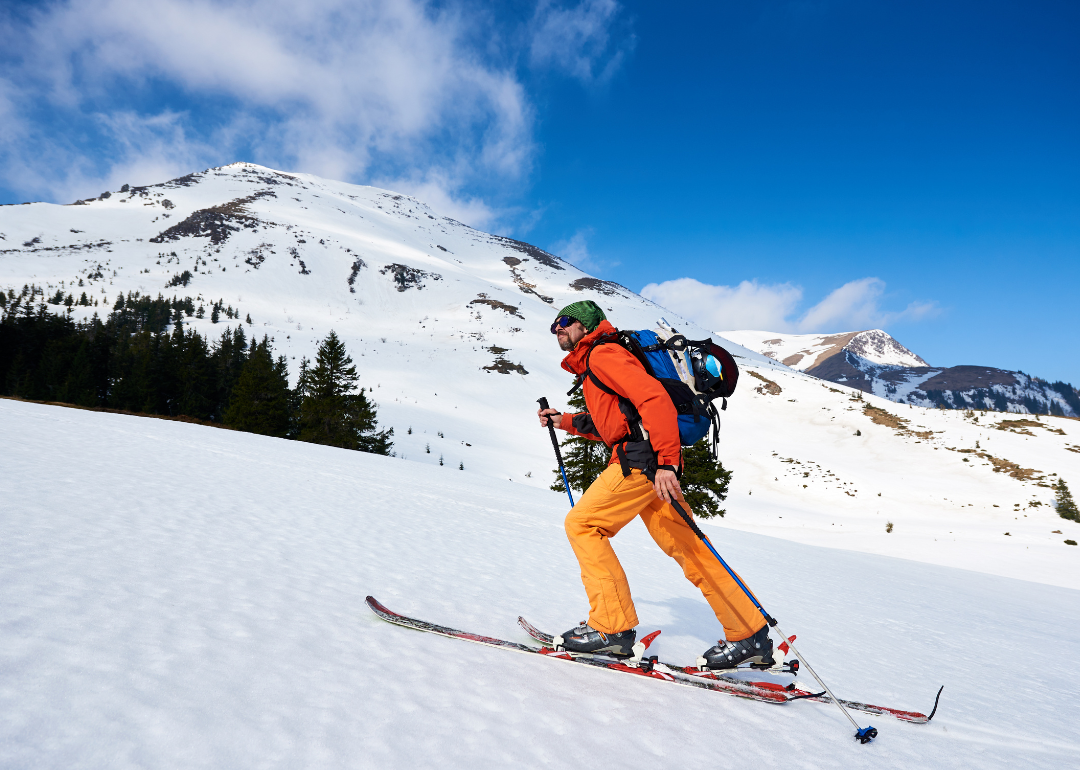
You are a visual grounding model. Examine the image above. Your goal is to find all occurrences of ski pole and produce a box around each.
[667,496,877,744]
[538,397,574,507]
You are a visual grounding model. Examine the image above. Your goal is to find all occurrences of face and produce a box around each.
[556,319,588,351]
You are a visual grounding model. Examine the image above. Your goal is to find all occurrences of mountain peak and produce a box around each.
[845,329,929,368]
[719,329,927,372]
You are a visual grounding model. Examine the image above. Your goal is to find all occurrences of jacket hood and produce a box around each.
[560,319,618,376]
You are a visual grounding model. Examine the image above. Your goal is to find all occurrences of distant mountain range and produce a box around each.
[721,329,1080,418]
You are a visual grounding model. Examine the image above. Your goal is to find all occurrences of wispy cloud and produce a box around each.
[0,0,630,226]
[550,226,620,272]
[640,276,939,334]
[552,228,595,268]
[798,277,938,331]
[529,0,634,83]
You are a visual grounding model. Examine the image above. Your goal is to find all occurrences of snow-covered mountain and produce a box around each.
[0,162,773,480]
[723,328,1080,417]
[4,163,1080,765]
[3,163,1079,586]
[722,329,928,371]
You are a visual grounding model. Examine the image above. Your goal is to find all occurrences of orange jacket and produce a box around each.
[558,320,682,469]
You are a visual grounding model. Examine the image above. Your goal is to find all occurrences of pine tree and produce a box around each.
[680,439,733,519]
[550,384,609,495]
[1055,479,1079,523]
[296,330,393,453]
[224,337,291,437]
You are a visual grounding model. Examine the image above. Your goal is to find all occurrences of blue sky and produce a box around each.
[2,0,1077,383]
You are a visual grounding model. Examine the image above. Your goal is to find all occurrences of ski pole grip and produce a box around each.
[537,397,553,427]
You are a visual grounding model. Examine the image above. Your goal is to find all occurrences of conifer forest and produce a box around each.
[0,285,392,454]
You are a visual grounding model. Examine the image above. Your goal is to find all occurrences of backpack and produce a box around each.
[572,318,739,460]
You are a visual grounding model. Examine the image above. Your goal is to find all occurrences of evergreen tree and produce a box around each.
[296,331,393,453]
[176,328,215,419]
[680,439,733,519]
[1055,479,1079,523]
[224,337,291,436]
[550,384,609,495]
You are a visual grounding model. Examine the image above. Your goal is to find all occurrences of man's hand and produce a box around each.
[538,408,562,429]
[653,468,683,505]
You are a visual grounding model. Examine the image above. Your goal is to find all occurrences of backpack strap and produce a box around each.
[582,338,657,477]
[583,338,645,444]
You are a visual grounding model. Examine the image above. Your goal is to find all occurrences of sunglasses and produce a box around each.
[550,315,578,334]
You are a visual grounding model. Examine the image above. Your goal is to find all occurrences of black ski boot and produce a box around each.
[698,625,775,670]
[553,622,637,656]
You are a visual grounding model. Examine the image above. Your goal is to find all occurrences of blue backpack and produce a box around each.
[575,320,739,458]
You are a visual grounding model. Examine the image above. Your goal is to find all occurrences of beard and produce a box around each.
[558,335,576,351]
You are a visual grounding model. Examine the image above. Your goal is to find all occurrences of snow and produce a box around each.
[3,162,1079,591]
[722,329,927,370]
[2,397,1079,768]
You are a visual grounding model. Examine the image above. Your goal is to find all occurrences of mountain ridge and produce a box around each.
[723,328,1080,418]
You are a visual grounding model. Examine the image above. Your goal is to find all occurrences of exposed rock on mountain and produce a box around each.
[724,329,1080,417]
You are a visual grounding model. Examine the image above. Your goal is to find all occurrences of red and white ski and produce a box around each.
[517,615,942,724]
[367,596,799,705]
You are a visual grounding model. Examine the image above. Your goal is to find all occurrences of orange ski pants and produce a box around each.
[565,465,765,642]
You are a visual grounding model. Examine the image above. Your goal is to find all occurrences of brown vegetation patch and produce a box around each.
[570,277,630,297]
[149,190,276,245]
[379,263,442,291]
[996,418,1065,436]
[502,258,553,304]
[864,404,905,430]
[469,294,523,318]
[748,370,781,395]
[947,445,1043,481]
[482,345,528,375]
[493,236,565,270]
[863,403,934,439]
[976,452,1042,481]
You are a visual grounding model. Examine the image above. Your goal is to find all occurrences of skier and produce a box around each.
[538,300,773,669]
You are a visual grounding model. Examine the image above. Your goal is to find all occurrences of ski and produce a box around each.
[517,616,942,724]
[366,596,805,705]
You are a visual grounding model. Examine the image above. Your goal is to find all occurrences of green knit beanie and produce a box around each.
[555,300,606,333]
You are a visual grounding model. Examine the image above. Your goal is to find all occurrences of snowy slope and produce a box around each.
[3,163,1080,591]
[0,162,772,483]
[2,398,1079,769]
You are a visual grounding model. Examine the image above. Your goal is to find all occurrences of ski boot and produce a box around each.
[553,622,637,656]
[697,625,775,670]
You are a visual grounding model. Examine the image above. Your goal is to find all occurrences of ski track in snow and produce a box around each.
[2,398,1079,769]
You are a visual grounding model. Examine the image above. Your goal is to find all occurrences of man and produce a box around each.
[537,300,773,670]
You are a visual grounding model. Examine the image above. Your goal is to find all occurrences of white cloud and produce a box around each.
[529,0,632,83]
[551,228,596,269]
[641,278,804,332]
[640,276,938,334]
[0,0,629,205]
[799,278,939,331]
[373,170,498,230]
